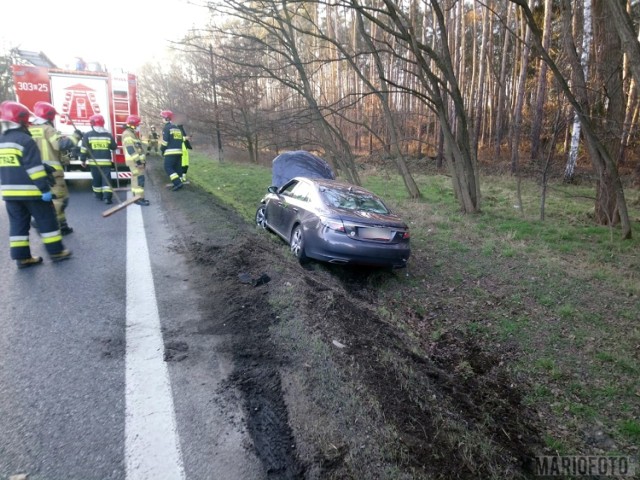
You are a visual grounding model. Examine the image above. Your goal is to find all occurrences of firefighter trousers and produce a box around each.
[5,199,64,260]
[90,165,113,201]
[51,170,70,225]
[164,154,183,186]
[125,160,146,198]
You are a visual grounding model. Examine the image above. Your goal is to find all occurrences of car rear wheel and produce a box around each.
[290,225,308,263]
[255,205,268,229]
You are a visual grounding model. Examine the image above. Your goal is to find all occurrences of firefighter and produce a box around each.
[29,101,79,235]
[178,124,192,183]
[147,126,159,156]
[159,110,184,191]
[122,115,150,206]
[80,114,117,204]
[0,101,72,268]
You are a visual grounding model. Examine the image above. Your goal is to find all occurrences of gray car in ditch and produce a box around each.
[255,177,411,268]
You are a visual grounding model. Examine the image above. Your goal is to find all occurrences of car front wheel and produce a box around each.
[255,205,268,229]
[290,225,308,263]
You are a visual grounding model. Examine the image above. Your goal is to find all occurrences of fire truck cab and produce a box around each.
[11,63,139,185]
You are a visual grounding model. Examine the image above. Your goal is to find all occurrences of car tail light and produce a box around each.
[320,217,346,232]
[390,230,410,240]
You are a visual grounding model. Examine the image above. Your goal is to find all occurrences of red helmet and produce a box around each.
[90,114,105,127]
[0,101,31,126]
[33,101,58,121]
[126,115,141,127]
[160,110,173,121]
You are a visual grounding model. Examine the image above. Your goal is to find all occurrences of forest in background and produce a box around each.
[2,0,640,236]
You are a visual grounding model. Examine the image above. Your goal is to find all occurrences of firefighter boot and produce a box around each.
[17,256,44,269]
[104,196,113,205]
[135,198,150,206]
[51,249,73,263]
[60,220,74,236]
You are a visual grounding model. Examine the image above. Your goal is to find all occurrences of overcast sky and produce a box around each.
[1,0,209,72]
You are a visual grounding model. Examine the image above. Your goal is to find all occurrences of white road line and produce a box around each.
[125,198,186,480]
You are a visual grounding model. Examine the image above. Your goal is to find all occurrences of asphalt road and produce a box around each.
[0,176,263,480]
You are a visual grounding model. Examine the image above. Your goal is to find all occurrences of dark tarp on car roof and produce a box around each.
[272,150,335,188]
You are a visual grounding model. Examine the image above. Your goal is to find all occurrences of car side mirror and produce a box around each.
[268,186,278,193]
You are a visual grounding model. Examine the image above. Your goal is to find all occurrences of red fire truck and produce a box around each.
[11,64,139,184]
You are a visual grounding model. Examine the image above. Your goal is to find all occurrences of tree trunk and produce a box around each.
[564,0,591,183]
[473,5,490,158]
[592,0,625,225]
[530,0,553,161]
[494,3,513,159]
[510,3,532,176]
[602,0,640,168]
[604,0,640,96]
[510,0,632,239]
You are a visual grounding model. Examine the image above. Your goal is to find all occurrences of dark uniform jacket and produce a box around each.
[80,128,117,167]
[160,122,183,157]
[0,127,52,201]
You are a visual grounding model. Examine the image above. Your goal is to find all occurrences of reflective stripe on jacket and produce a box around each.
[0,128,51,200]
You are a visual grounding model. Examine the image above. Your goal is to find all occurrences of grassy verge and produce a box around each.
[188,152,640,457]
[188,154,272,221]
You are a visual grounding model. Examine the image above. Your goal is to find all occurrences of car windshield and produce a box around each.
[320,186,389,214]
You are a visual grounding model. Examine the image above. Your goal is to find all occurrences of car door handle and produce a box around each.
[292,207,299,213]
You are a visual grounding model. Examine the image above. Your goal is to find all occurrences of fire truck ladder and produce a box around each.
[111,76,131,189]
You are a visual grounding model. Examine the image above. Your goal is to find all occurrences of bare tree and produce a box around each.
[604,0,640,96]
[530,0,553,161]
[352,0,481,212]
[204,0,362,183]
[510,0,632,239]
[493,3,514,159]
[317,0,423,198]
[509,1,533,180]
[564,0,591,182]
[471,2,491,159]
[603,0,640,177]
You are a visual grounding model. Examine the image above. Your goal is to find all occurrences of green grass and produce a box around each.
[619,420,640,442]
[557,303,576,320]
[189,153,272,221]
[544,434,570,454]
